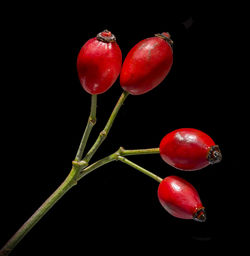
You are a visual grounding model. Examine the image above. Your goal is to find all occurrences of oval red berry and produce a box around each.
[158,176,206,222]
[77,30,122,95]
[120,33,173,95]
[159,128,222,171]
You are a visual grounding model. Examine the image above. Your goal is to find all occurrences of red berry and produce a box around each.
[159,128,222,171]
[158,176,206,222]
[120,32,173,95]
[77,30,122,94]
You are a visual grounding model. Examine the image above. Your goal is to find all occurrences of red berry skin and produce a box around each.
[120,33,173,95]
[159,128,222,171]
[158,176,206,222]
[77,30,122,95]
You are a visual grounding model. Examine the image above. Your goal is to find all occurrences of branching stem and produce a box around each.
[78,147,161,181]
[83,91,129,163]
[0,90,162,256]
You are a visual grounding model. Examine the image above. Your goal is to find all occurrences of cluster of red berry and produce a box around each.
[0,28,224,256]
[77,30,222,222]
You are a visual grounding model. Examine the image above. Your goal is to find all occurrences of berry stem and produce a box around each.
[82,90,129,163]
[79,153,117,179]
[119,147,160,156]
[78,147,160,180]
[75,94,97,161]
[117,156,163,183]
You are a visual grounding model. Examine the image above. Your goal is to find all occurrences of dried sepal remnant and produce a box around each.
[207,145,222,164]
[96,30,116,43]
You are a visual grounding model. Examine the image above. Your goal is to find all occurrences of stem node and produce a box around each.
[89,116,96,126]
[72,160,88,167]
[118,146,125,154]
[82,91,129,164]
[100,130,107,138]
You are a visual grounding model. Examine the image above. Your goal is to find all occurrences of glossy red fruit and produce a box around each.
[158,176,206,222]
[120,32,173,95]
[77,30,122,94]
[159,128,222,171]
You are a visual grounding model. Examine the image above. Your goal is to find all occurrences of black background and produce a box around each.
[0,2,245,255]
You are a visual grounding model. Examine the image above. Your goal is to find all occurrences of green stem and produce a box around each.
[0,165,81,256]
[83,91,129,163]
[0,90,132,255]
[79,153,118,179]
[75,94,97,161]
[117,156,163,183]
[119,147,160,156]
[78,147,161,181]
[0,147,160,255]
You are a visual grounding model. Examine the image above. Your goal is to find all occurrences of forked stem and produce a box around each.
[0,91,130,255]
[0,89,161,256]
[0,146,160,255]
[78,147,161,181]
[83,91,129,163]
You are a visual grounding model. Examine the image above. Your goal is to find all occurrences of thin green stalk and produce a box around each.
[83,91,129,163]
[78,147,161,181]
[0,146,160,255]
[79,153,118,179]
[119,147,160,156]
[117,156,163,183]
[75,94,97,161]
[0,165,81,256]
[0,92,129,256]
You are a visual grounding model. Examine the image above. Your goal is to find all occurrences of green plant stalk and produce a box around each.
[78,147,161,180]
[0,91,129,255]
[1,86,160,255]
[83,90,129,163]
[119,147,160,156]
[0,164,82,256]
[117,156,163,183]
[0,147,159,256]
[75,94,97,161]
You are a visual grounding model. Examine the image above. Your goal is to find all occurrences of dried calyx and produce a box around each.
[193,207,206,222]
[97,29,116,43]
[207,145,222,164]
[155,32,174,47]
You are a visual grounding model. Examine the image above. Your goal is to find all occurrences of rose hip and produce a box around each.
[120,32,173,95]
[77,30,122,94]
[159,128,222,171]
[158,176,206,222]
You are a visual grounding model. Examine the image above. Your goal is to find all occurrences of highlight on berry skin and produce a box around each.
[159,128,222,171]
[157,176,206,222]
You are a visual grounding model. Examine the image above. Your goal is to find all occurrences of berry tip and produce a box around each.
[193,208,206,222]
[207,145,222,164]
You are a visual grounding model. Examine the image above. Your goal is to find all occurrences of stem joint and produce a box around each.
[89,116,96,126]
[100,130,107,138]
[72,160,88,168]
